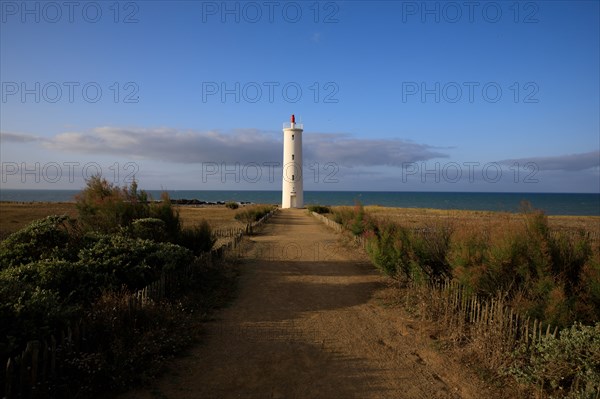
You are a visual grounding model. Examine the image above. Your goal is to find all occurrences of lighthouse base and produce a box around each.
[282,193,303,209]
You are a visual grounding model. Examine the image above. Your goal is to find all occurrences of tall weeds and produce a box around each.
[331,203,600,397]
[332,203,598,327]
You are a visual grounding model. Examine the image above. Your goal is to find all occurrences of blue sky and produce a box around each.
[1,0,599,192]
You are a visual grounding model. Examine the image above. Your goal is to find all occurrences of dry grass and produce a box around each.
[2,202,598,243]
[0,202,79,241]
[362,205,600,234]
[0,202,254,240]
[175,205,245,230]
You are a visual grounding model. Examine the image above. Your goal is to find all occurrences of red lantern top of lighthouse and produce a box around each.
[284,114,302,130]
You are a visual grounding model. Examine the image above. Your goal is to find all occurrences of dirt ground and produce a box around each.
[120,209,505,399]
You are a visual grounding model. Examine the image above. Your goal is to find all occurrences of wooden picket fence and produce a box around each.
[416,280,559,362]
[212,227,245,239]
[1,209,279,399]
[311,212,344,233]
[311,211,561,358]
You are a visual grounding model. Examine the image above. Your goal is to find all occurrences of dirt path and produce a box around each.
[122,209,497,399]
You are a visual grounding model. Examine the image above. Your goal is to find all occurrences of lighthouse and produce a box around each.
[282,114,303,208]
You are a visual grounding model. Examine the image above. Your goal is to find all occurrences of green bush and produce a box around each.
[410,226,452,280]
[307,204,330,214]
[331,206,355,226]
[177,220,215,255]
[350,202,367,236]
[330,203,374,236]
[549,230,592,297]
[75,177,183,242]
[366,222,404,277]
[225,201,239,209]
[77,234,194,293]
[508,322,600,397]
[76,176,149,233]
[130,218,167,242]
[0,273,79,354]
[578,255,600,324]
[234,205,274,224]
[0,215,79,269]
[148,192,181,239]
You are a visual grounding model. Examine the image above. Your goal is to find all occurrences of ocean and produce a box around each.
[0,189,599,216]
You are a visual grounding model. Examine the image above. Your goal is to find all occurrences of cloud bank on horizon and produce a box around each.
[2,128,598,192]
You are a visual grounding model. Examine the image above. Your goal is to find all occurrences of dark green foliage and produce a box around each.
[0,266,80,354]
[366,222,450,282]
[307,204,330,214]
[0,215,79,269]
[75,177,186,242]
[330,203,375,236]
[76,176,149,233]
[234,205,275,224]
[148,192,182,239]
[130,218,167,242]
[225,201,239,209]
[78,234,194,292]
[178,220,216,255]
[350,202,367,236]
[74,177,213,252]
[410,226,452,280]
[549,230,592,297]
[366,222,405,277]
[0,230,194,356]
[0,183,197,359]
[0,178,230,397]
[508,322,600,397]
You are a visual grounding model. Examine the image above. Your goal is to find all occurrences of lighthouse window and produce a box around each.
[292,175,295,181]
[292,154,294,160]
[292,134,294,140]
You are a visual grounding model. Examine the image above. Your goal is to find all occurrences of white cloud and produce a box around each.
[3,127,447,167]
[499,151,600,171]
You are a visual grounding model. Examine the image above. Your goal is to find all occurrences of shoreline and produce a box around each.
[2,190,599,217]
[2,202,598,239]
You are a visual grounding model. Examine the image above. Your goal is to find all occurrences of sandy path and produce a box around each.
[121,209,494,399]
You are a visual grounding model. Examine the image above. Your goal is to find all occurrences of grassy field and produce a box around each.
[177,205,246,230]
[2,202,599,242]
[0,202,247,240]
[0,202,79,241]
[361,205,600,236]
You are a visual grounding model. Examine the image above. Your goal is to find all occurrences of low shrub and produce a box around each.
[225,201,239,209]
[0,215,79,269]
[234,205,274,224]
[0,269,80,354]
[307,204,330,214]
[76,176,149,233]
[331,206,356,226]
[130,218,167,242]
[177,220,215,255]
[149,192,182,239]
[508,322,600,397]
[366,222,404,278]
[410,225,452,280]
[77,234,194,293]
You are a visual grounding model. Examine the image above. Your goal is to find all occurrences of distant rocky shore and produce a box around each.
[169,198,254,206]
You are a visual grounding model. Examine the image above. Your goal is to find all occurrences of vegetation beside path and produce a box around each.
[0,177,240,398]
[318,203,600,398]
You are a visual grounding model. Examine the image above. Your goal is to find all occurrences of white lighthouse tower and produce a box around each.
[282,114,303,208]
